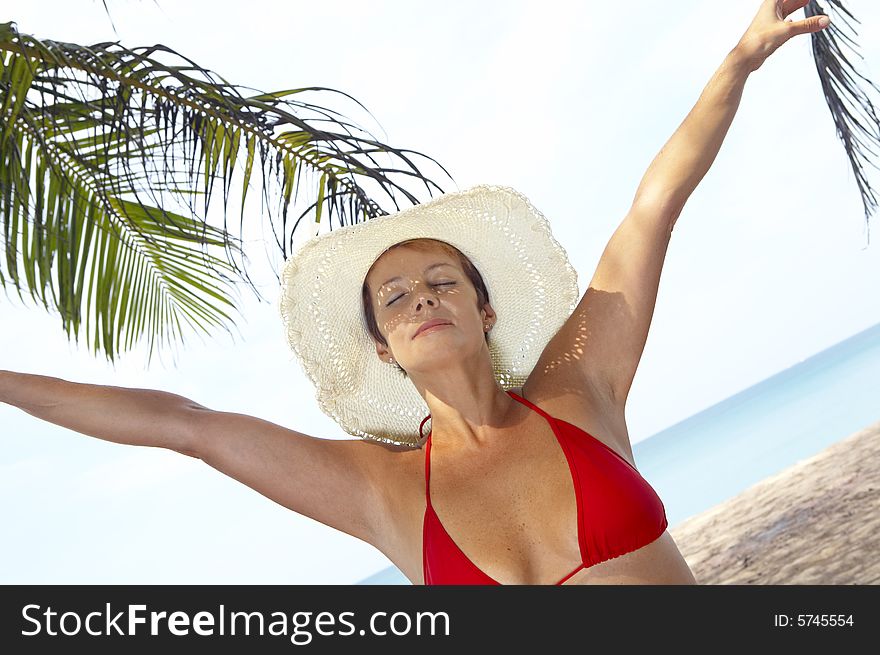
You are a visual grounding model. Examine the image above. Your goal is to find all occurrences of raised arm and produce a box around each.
[0,369,394,547]
[527,2,830,409]
[633,0,830,217]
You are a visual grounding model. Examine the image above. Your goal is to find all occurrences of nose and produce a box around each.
[412,283,438,311]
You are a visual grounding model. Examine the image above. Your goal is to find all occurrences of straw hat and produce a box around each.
[278,184,579,448]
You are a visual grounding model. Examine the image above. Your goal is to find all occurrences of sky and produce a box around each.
[2,0,880,584]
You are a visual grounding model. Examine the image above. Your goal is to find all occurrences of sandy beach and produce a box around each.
[668,419,880,585]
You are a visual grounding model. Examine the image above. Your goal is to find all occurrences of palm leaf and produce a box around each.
[806,1,880,242]
[0,21,453,363]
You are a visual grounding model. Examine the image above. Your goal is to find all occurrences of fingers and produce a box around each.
[789,14,831,34]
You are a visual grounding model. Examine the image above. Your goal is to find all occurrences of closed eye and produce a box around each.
[387,282,455,306]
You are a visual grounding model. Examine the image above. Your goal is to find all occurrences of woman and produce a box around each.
[1,1,830,584]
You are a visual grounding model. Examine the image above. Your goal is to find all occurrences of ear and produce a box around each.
[374,341,393,363]
[480,302,497,327]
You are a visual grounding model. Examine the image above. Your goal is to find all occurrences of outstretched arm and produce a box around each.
[0,369,201,453]
[527,1,831,410]
[0,369,394,547]
[634,0,830,219]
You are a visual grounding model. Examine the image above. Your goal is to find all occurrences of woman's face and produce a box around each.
[365,245,494,372]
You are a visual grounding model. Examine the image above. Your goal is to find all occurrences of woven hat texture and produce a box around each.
[278,184,579,447]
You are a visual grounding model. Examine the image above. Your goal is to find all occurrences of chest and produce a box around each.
[382,397,642,584]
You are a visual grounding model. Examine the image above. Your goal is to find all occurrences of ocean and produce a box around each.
[359,321,880,584]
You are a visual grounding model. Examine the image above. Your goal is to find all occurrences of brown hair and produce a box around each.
[362,238,491,376]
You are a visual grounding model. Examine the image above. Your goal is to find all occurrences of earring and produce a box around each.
[389,357,395,364]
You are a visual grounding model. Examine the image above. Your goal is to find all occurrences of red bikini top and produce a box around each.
[421,390,668,585]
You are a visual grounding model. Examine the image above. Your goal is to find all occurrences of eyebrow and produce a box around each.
[378,262,456,291]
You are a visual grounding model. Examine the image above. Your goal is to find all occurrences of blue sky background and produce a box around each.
[2,0,880,583]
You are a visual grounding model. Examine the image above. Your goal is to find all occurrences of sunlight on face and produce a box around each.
[365,243,490,371]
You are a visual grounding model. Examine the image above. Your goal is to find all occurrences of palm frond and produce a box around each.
[0,21,453,363]
[805,1,880,244]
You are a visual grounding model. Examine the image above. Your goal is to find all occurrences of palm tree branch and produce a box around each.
[3,107,242,363]
[806,1,880,243]
[0,20,455,362]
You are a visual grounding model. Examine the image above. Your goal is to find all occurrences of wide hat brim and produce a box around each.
[278,184,579,448]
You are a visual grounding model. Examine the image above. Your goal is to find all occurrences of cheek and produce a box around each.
[378,311,407,338]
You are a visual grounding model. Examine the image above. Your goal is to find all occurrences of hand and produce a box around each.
[735,0,831,73]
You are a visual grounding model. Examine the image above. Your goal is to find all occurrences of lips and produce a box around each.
[413,318,453,339]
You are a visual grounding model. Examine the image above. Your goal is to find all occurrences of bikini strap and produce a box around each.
[421,414,432,507]
[506,389,554,422]
[421,394,541,509]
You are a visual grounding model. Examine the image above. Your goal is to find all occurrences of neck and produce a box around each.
[412,358,517,451]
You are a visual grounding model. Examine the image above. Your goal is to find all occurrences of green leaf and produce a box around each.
[0,25,453,363]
